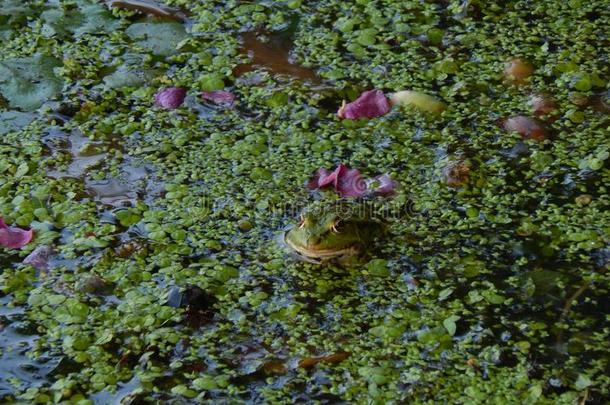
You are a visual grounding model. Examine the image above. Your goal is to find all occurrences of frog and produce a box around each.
[282,200,386,264]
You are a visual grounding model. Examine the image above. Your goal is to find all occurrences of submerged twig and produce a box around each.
[561,282,590,319]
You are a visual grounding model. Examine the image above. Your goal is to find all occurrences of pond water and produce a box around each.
[0,0,608,403]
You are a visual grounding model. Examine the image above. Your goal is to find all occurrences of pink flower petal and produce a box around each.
[154,87,187,109]
[308,164,366,197]
[202,90,235,105]
[23,245,53,270]
[0,218,34,249]
[337,90,391,120]
[368,174,397,196]
[336,166,367,197]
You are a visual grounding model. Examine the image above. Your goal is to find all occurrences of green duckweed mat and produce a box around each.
[0,0,609,403]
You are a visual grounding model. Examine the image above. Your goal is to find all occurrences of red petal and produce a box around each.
[154,87,187,109]
[337,90,391,120]
[0,218,34,249]
[336,166,366,197]
[201,91,235,105]
[308,164,366,197]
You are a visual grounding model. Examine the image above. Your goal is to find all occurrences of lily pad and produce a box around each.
[125,21,189,56]
[0,54,63,111]
[40,2,122,38]
[0,111,35,135]
[0,0,37,21]
[103,54,158,89]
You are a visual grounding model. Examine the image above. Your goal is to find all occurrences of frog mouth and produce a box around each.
[281,232,359,263]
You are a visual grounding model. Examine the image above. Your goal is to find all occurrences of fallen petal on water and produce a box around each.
[201,90,235,105]
[0,218,34,249]
[154,87,187,109]
[337,90,391,120]
[309,164,367,197]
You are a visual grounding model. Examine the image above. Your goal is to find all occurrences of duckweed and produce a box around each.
[1,0,609,403]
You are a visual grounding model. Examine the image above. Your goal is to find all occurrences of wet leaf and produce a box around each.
[443,315,460,336]
[389,90,446,115]
[504,116,547,141]
[574,374,592,390]
[103,54,158,89]
[504,58,534,84]
[298,351,350,369]
[125,21,189,56]
[0,54,63,111]
[41,2,121,38]
[366,259,390,277]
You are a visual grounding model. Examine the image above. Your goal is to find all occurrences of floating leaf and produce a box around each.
[366,259,390,277]
[574,374,593,390]
[0,111,35,135]
[103,54,158,89]
[0,54,63,111]
[125,21,189,56]
[41,2,121,38]
[443,315,460,336]
[389,90,446,115]
[504,116,547,141]
[298,352,350,368]
[0,0,36,22]
[504,58,534,84]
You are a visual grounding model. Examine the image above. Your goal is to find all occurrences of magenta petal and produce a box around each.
[0,218,34,249]
[336,166,366,197]
[337,90,391,120]
[317,167,341,188]
[202,91,235,105]
[308,164,366,197]
[23,245,53,270]
[370,174,397,196]
[308,168,330,189]
[154,87,187,109]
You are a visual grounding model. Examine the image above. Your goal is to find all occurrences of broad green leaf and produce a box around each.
[41,2,121,38]
[125,21,189,56]
[443,315,460,336]
[0,54,63,111]
[574,374,593,390]
[0,0,37,20]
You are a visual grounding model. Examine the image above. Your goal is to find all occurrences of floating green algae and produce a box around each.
[1,0,609,403]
